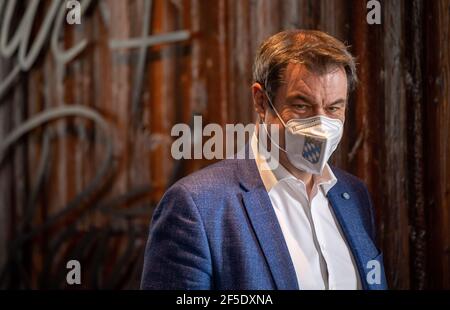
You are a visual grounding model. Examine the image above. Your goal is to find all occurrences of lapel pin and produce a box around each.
[342,192,351,200]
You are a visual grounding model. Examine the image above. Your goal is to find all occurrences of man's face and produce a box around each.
[253,62,348,151]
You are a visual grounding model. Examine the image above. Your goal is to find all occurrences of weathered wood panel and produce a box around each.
[424,0,450,289]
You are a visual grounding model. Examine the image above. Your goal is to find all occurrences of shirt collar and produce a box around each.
[250,131,337,194]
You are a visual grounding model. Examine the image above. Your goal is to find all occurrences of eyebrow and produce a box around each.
[286,93,315,105]
[328,99,347,106]
[286,93,347,106]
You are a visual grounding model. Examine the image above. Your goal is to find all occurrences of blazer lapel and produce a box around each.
[326,181,380,290]
[237,157,299,290]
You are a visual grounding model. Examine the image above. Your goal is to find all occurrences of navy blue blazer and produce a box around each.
[141,156,388,290]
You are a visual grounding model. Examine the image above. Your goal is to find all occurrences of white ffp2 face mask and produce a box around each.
[262,94,344,175]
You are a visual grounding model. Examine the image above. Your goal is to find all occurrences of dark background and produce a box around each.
[0,0,449,289]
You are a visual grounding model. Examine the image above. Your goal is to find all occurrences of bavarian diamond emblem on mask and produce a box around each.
[302,136,323,164]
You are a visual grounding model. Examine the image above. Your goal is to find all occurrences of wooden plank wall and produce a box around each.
[0,0,448,289]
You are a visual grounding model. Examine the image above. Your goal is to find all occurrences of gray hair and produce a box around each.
[253,29,358,101]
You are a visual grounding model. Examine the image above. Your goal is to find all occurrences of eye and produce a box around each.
[327,106,341,113]
[293,103,309,111]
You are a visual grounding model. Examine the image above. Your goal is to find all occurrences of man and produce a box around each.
[141,30,387,290]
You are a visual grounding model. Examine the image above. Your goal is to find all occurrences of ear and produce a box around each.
[251,83,268,121]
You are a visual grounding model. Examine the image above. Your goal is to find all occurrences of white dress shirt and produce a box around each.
[250,133,361,290]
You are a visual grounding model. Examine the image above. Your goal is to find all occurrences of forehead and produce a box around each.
[281,63,348,100]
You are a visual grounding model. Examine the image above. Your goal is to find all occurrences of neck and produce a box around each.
[279,152,314,195]
[256,123,315,195]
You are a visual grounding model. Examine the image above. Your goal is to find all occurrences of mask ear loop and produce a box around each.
[260,120,288,154]
[259,91,288,153]
[264,91,287,128]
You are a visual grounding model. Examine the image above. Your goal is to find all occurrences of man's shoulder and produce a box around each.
[172,162,370,195]
[330,165,369,192]
[172,158,243,198]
